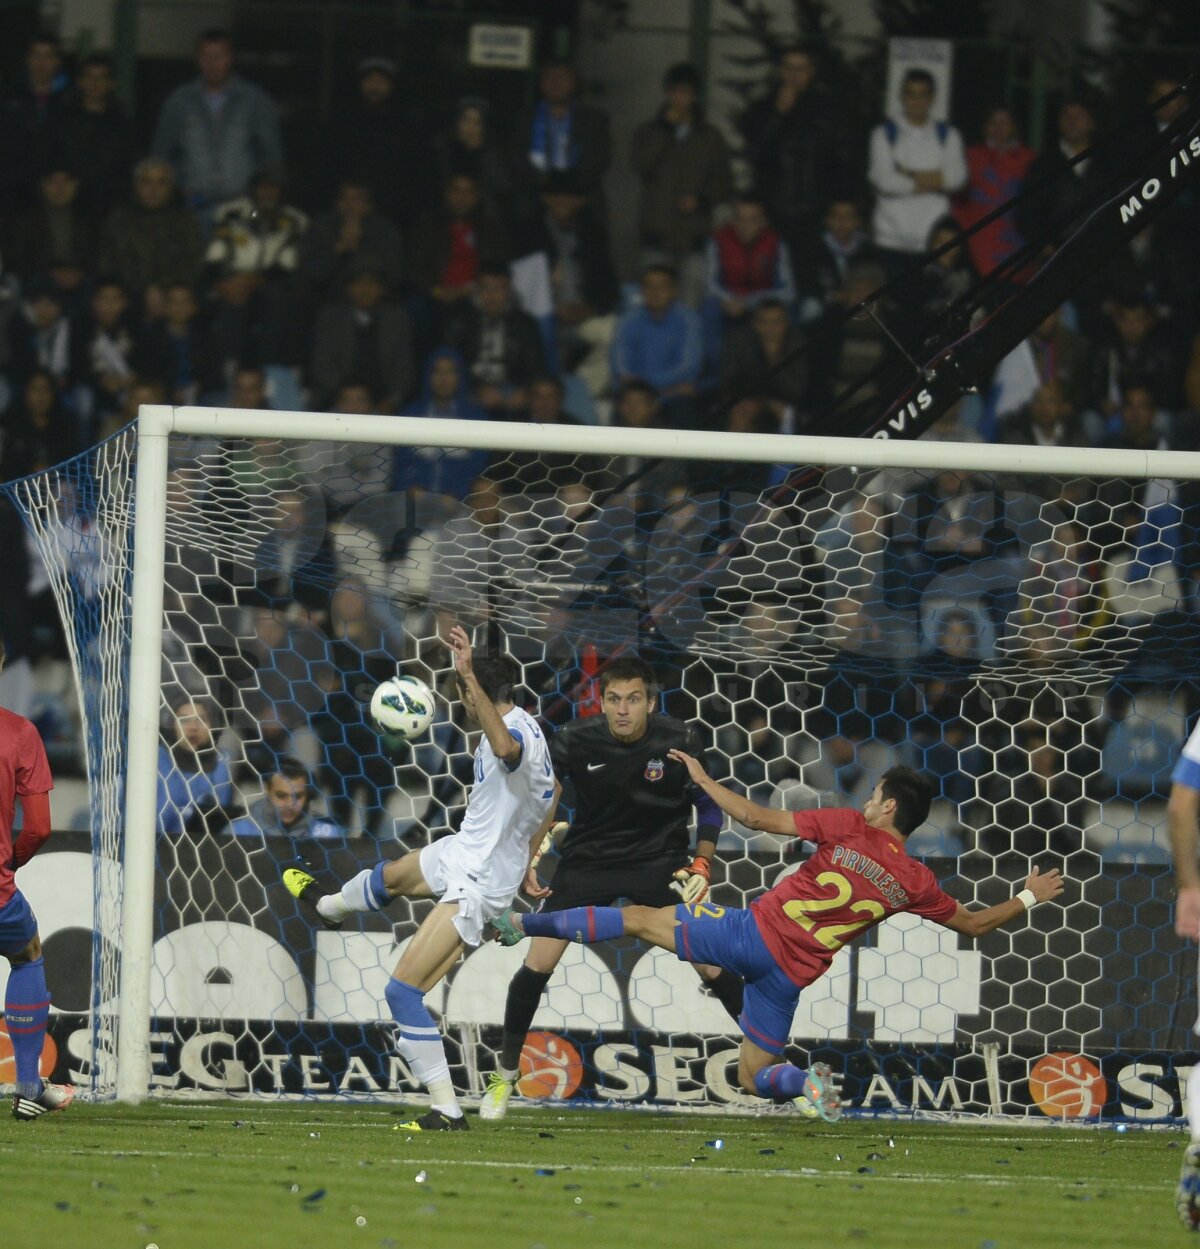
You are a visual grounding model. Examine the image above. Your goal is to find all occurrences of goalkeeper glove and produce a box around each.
[531,821,570,872]
[670,855,711,904]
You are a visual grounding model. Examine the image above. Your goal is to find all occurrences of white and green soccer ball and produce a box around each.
[370,675,436,740]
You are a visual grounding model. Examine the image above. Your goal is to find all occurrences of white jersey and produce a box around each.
[445,706,555,897]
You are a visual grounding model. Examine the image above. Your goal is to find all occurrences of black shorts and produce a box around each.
[542,857,684,912]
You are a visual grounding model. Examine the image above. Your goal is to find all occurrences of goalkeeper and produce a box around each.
[481,656,743,1121]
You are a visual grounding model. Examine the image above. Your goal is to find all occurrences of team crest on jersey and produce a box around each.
[644,757,665,782]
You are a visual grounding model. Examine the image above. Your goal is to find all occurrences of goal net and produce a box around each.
[9,406,1198,1120]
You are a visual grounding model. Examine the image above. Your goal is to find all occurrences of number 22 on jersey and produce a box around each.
[783,870,886,951]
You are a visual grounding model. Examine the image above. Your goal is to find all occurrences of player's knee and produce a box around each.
[7,934,40,966]
[622,906,654,938]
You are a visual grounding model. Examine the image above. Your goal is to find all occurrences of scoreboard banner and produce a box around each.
[25,834,1191,1121]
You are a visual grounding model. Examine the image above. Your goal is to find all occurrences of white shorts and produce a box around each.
[418,835,517,947]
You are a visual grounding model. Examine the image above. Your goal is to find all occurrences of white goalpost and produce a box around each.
[18,403,1200,1117]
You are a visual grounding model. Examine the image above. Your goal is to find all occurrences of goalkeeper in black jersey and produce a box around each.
[480,657,744,1119]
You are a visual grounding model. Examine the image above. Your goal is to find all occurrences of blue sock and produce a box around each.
[368,862,390,909]
[753,1062,808,1101]
[523,906,626,943]
[6,958,49,1099]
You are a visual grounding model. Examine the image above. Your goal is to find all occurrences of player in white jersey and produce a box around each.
[1168,718,1200,1227]
[284,626,559,1130]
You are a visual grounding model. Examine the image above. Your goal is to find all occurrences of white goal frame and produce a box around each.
[115,403,1200,1102]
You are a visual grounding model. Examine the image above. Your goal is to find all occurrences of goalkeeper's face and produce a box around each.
[603,679,650,743]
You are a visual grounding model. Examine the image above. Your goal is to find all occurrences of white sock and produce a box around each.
[318,868,384,922]
[1188,1065,1200,1144]
[497,1064,518,1083]
[396,1032,461,1118]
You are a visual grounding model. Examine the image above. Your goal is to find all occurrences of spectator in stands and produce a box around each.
[408,172,510,311]
[299,177,403,307]
[206,166,308,368]
[1087,292,1182,419]
[306,378,392,513]
[228,756,344,840]
[1020,96,1107,247]
[0,368,78,477]
[434,96,517,226]
[51,51,135,216]
[867,68,967,273]
[153,28,283,221]
[808,253,893,410]
[314,576,405,837]
[631,62,732,306]
[3,162,97,293]
[98,158,204,321]
[999,379,1082,448]
[79,277,141,429]
[720,298,808,434]
[0,33,70,214]
[1102,381,1173,452]
[136,282,221,405]
[517,59,611,210]
[156,697,234,836]
[1098,215,1200,354]
[393,349,490,503]
[607,380,688,510]
[799,196,883,325]
[6,276,85,396]
[989,304,1093,425]
[311,265,414,413]
[105,374,166,442]
[739,44,850,239]
[913,216,977,322]
[319,56,419,227]
[704,193,796,347]
[952,103,1034,280]
[1011,519,1108,650]
[444,264,545,417]
[489,375,590,495]
[250,485,336,612]
[611,265,703,424]
[236,601,331,748]
[520,168,619,370]
[1019,96,1112,336]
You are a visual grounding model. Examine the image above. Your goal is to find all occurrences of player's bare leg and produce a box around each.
[736,1035,841,1123]
[284,848,433,929]
[388,902,469,1130]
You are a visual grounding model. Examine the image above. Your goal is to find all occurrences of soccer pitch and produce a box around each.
[3,1102,1180,1249]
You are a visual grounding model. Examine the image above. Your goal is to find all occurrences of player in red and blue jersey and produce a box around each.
[495,755,1062,1121]
[0,640,73,1120]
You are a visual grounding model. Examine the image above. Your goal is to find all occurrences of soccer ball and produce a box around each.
[370,675,436,740]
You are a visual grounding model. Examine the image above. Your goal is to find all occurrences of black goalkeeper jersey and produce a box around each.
[549,713,710,868]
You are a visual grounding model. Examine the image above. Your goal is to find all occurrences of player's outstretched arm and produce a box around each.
[666,748,794,836]
[447,624,521,764]
[943,866,1064,939]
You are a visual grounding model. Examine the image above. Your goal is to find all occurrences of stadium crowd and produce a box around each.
[1,30,1198,854]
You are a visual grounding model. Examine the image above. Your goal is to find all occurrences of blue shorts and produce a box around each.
[0,890,38,956]
[674,902,800,1054]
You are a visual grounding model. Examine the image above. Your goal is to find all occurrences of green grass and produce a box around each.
[4,1101,1183,1249]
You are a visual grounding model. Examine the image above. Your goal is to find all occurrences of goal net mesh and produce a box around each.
[6,422,1192,1119]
